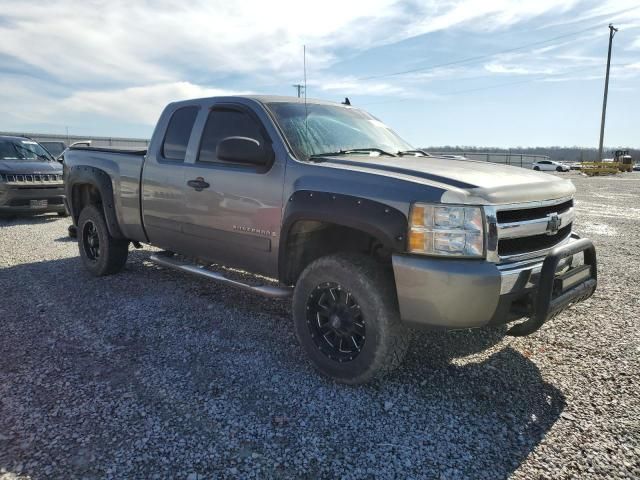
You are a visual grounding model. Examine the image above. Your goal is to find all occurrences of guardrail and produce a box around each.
[428,152,551,169]
[0,131,150,149]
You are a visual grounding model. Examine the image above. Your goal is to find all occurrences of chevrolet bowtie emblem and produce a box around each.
[546,212,561,235]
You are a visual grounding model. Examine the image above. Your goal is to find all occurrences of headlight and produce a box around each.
[408,203,485,257]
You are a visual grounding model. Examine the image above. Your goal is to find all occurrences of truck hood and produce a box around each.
[0,160,62,174]
[318,155,575,205]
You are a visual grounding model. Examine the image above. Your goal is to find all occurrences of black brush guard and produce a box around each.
[507,238,597,336]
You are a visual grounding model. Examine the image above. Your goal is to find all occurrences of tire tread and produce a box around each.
[293,253,410,384]
[78,205,128,276]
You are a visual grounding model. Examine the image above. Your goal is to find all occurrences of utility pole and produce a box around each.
[597,24,618,162]
[292,84,305,98]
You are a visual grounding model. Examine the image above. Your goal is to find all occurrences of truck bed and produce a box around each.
[64,146,147,242]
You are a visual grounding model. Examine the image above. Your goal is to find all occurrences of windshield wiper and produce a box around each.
[343,148,396,157]
[398,150,431,157]
[308,150,347,161]
[12,143,53,162]
[309,147,396,161]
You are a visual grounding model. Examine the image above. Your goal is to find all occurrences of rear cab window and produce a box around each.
[162,106,199,161]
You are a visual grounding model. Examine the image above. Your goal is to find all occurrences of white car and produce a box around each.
[532,160,570,172]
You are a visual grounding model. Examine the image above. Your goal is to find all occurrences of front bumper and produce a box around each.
[392,235,597,334]
[0,183,66,214]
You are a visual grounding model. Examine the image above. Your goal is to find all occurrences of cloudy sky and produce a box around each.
[1,0,638,147]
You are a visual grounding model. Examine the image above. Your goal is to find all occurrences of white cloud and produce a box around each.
[0,0,601,89]
[64,82,250,124]
[484,63,554,75]
[0,0,638,133]
[0,0,401,86]
[310,76,407,96]
[630,36,640,49]
[400,0,580,37]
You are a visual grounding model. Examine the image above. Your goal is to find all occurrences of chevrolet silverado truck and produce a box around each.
[0,136,66,216]
[63,96,597,384]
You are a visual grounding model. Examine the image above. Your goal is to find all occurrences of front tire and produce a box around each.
[77,205,129,276]
[292,254,410,384]
[533,166,540,171]
[556,166,563,172]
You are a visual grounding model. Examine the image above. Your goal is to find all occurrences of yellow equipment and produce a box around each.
[581,151,633,176]
[614,150,633,172]
[580,162,619,176]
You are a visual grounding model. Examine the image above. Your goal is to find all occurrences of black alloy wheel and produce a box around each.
[292,253,411,384]
[77,204,129,276]
[82,220,100,262]
[306,282,365,362]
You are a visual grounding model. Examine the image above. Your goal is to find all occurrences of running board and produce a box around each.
[149,253,293,299]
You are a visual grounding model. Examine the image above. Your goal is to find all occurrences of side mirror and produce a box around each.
[216,136,271,166]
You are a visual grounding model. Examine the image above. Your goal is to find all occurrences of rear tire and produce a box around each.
[57,211,69,217]
[77,205,129,276]
[292,253,410,384]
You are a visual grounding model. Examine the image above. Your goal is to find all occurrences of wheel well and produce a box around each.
[71,183,103,223]
[280,220,393,285]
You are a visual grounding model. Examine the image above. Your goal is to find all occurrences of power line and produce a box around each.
[360,62,634,106]
[292,84,305,98]
[358,23,604,81]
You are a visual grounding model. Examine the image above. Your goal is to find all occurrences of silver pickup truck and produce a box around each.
[63,95,597,384]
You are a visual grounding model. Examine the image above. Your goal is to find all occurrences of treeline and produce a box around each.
[422,146,638,162]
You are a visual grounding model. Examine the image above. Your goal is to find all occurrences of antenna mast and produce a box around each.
[304,45,308,129]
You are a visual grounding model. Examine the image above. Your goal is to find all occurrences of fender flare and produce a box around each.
[66,165,125,239]
[278,190,408,279]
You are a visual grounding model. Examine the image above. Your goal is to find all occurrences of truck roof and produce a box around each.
[244,95,344,105]
[168,95,347,109]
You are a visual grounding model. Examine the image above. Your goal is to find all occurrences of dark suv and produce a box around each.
[0,136,66,216]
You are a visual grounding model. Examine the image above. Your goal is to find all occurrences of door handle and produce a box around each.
[187,177,210,191]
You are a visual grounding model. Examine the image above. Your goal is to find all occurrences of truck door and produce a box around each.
[141,105,200,252]
[181,103,285,277]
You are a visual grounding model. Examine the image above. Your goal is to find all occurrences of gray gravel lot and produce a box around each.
[0,172,639,479]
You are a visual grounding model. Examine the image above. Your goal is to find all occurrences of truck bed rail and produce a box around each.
[69,146,147,155]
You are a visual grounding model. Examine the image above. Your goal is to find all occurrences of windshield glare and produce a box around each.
[266,102,413,160]
[0,139,53,161]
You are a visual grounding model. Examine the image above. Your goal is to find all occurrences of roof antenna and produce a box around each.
[342,97,351,105]
[304,45,308,131]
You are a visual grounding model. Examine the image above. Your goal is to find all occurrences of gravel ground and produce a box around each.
[0,172,638,479]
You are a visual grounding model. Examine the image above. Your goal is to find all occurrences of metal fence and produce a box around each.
[0,131,150,150]
[429,152,550,169]
[1,133,551,169]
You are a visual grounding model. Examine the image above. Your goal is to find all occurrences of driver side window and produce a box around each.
[198,108,266,164]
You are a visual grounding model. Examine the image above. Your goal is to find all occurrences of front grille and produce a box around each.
[499,224,571,256]
[0,173,63,183]
[494,197,574,261]
[497,199,573,223]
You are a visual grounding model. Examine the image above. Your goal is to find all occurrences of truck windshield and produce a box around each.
[0,139,54,161]
[266,102,413,161]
